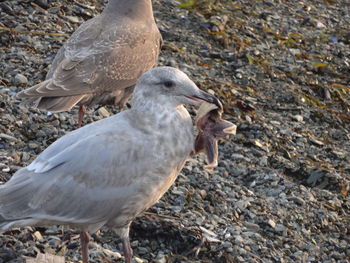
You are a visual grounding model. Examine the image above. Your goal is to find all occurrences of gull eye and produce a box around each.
[164,80,174,88]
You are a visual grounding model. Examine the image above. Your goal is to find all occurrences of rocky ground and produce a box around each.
[0,0,350,262]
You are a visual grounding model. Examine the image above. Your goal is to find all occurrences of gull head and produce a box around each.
[132,67,222,109]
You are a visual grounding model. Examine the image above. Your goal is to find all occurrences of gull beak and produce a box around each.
[196,90,223,110]
[185,89,223,110]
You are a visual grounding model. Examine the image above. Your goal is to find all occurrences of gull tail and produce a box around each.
[16,79,84,112]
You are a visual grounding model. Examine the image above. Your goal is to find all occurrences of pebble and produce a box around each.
[267,219,276,228]
[13,73,28,85]
[0,133,18,142]
[34,0,49,9]
[302,243,319,251]
[165,57,177,67]
[137,247,149,255]
[154,251,167,263]
[288,196,306,206]
[316,21,326,29]
[243,222,260,231]
[289,48,301,55]
[2,167,10,172]
[292,114,303,122]
[98,107,110,117]
[101,248,121,259]
[33,231,43,241]
[65,15,80,23]
[234,200,250,211]
[275,224,287,232]
[234,235,244,245]
[199,189,207,198]
[235,72,243,79]
[28,143,39,149]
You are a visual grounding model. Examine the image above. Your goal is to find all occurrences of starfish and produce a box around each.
[194,102,236,170]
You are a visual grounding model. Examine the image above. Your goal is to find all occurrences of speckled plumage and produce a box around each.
[1,67,221,263]
[17,0,162,113]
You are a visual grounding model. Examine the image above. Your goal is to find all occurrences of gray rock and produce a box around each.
[233,234,244,245]
[275,224,286,232]
[243,222,260,231]
[288,196,306,206]
[154,251,167,263]
[65,15,80,23]
[13,73,28,85]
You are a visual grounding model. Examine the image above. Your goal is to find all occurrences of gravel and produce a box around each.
[0,0,349,262]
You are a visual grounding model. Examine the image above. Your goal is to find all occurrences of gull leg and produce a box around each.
[115,224,132,263]
[122,236,133,263]
[80,231,91,263]
[78,105,86,128]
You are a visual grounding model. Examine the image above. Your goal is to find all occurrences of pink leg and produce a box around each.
[122,236,133,263]
[78,105,86,128]
[80,231,91,263]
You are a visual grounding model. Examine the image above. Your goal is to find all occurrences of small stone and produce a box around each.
[245,115,252,123]
[33,41,44,50]
[154,251,167,263]
[259,156,268,166]
[51,119,60,126]
[309,136,324,146]
[34,0,49,9]
[26,252,64,263]
[199,189,207,198]
[207,89,215,95]
[234,234,244,245]
[98,107,110,117]
[289,196,306,206]
[0,133,18,142]
[268,219,276,228]
[22,35,32,43]
[28,143,39,149]
[243,222,260,231]
[235,72,243,79]
[289,48,301,55]
[137,247,149,255]
[134,257,145,263]
[275,224,286,232]
[13,73,28,85]
[21,152,30,162]
[234,200,250,211]
[270,120,281,126]
[48,237,61,248]
[102,248,121,259]
[292,115,303,122]
[49,7,61,14]
[302,243,319,251]
[65,15,80,23]
[33,231,43,241]
[2,167,10,172]
[165,57,177,67]
[59,114,67,122]
[316,21,326,29]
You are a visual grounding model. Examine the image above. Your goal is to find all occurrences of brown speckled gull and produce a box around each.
[1,67,222,263]
[17,0,162,126]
